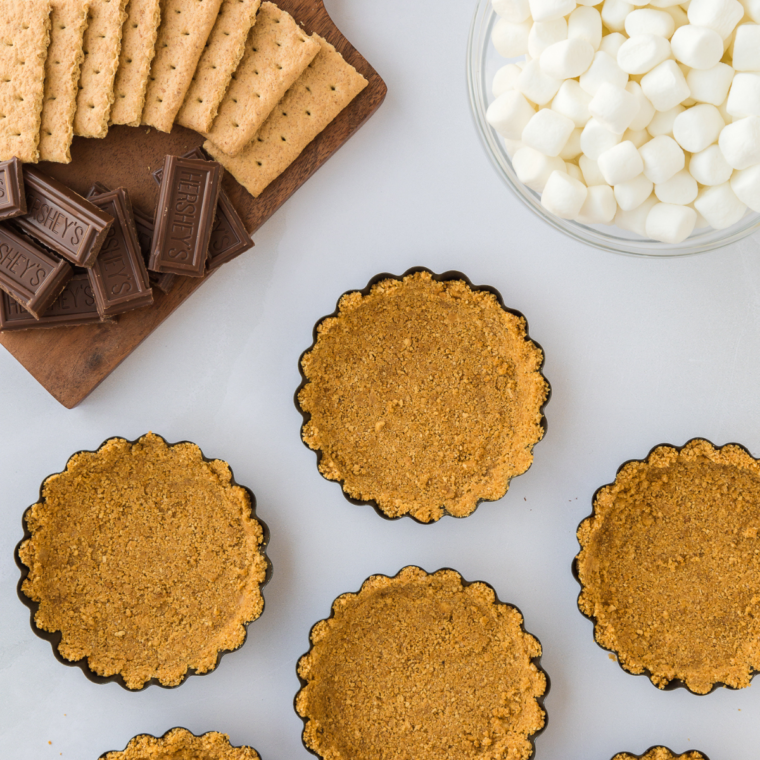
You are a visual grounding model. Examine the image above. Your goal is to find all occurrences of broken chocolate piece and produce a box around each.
[0,158,26,221]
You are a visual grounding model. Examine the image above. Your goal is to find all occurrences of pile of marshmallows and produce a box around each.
[486,0,760,243]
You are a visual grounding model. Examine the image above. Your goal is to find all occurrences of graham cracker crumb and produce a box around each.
[103,728,260,760]
[298,271,548,522]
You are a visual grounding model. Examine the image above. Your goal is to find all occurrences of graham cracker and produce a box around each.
[175,0,261,134]
[73,0,130,138]
[39,0,90,163]
[204,35,367,198]
[110,0,161,126]
[141,0,224,133]
[0,1,52,163]
[203,2,319,156]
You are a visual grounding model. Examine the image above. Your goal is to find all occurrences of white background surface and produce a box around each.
[2,1,760,758]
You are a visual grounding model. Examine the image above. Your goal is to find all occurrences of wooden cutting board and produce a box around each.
[0,0,386,408]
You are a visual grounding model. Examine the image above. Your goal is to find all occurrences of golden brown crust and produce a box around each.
[612,749,707,760]
[296,566,547,760]
[576,439,760,694]
[102,727,260,759]
[18,432,268,689]
[297,271,548,522]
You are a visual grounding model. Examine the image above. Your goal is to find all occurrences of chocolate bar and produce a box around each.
[88,188,153,317]
[153,148,253,270]
[0,158,26,221]
[16,166,113,268]
[0,223,73,319]
[0,272,102,331]
[149,155,223,277]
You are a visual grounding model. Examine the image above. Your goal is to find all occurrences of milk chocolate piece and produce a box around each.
[150,155,223,277]
[16,167,113,268]
[0,272,103,330]
[153,148,253,270]
[0,158,26,221]
[0,224,73,319]
[88,188,153,317]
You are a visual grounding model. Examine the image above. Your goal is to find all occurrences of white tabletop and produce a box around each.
[2,1,760,758]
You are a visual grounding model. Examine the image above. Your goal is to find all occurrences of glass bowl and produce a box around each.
[466,0,760,257]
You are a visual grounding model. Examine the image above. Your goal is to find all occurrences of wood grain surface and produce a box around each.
[0,0,386,408]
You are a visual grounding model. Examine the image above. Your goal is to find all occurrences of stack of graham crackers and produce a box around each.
[0,0,368,200]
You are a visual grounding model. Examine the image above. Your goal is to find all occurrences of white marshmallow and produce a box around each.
[589,82,641,133]
[580,51,629,95]
[493,0,532,22]
[649,0,685,7]
[726,73,760,118]
[688,144,734,184]
[513,147,568,191]
[625,9,676,37]
[540,39,596,79]
[552,80,593,126]
[597,140,645,183]
[692,207,711,228]
[599,33,627,58]
[577,0,603,6]
[614,193,658,234]
[641,60,691,111]
[647,105,685,136]
[645,202,697,242]
[654,168,699,202]
[576,184,617,222]
[730,164,760,210]
[486,91,537,140]
[732,25,760,71]
[639,135,686,182]
[686,63,734,106]
[614,173,655,208]
[522,109,577,156]
[624,127,651,146]
[719,116,760,168]
[626,82,656,130]
[504,138,524,158]
[580,154,610,184]
[672,104,724,152]
[617,35,672,75]
[530,0,577,21]
[738,0,760,23]
[492,19,532,58]
[670,25,724,69]
[602,0,635,32]
[687,0,744,38]
[528,19,568,60]
[560,128,584,158]
[581,117,624,158]
[663,4,689,29]
[718,99,733,125]
[493,64,522,98]
[517,60,563,106]
[568,6,603,49]
[693,182,748,227]
[541,170,589,217]
[566,163,585,182]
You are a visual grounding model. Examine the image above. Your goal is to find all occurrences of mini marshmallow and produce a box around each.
[560,128,584,158]
[504,138,524,158]
[730,164,760,211]
[597,140,645,183]
[626,81,656,130]
[692,207,711,228]
[687,0,744,38]
[541,170,589,217]
[493,64,523,98]
[486,91,536,140]
[617,35,672,75]
[639,135,686,182]
[719,116,760,168]
[731,24,760,71]
[576,0,603,6]
[645,202,697,242]
[614,173,654,208]
[625,8,676,37]
[654,168,699,203]
[589,82,641,133]
[492,18,532,58]
[517,60,563,106]
[738,0,760,23]
[718,100,733,125]
[530,0,577,21]
[581,117,624,159]
[566,163,585,182]
[688,143,734,184]
[568,6,603,49]
[672,104,724,152]
[602,0,635,32]
[614,193,658,234]
[522,109,577,156]
[641,60,691,111]
[726,73,760,118]
[580,51,629,95]
[647,105,684,136]
[528,19,568,60]
[649,0,685,7]
[552,80,593,126]
[599,32,627,57]
[512,147,568,191]
[576,184,617,222]
[540,38,596,79]
[623,127,651,146]
[670,25,724,69]
[663,4,689,29]
[686,63,734,106]
[693,182,748,227]
[580,154,610,184]
[493,0,532,22]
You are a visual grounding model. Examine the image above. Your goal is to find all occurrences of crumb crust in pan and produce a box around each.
[576,438,760,694]
[297,268,549,522]
[296,566,548,760]
[612,748,709,760]
[17,432,271,690]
